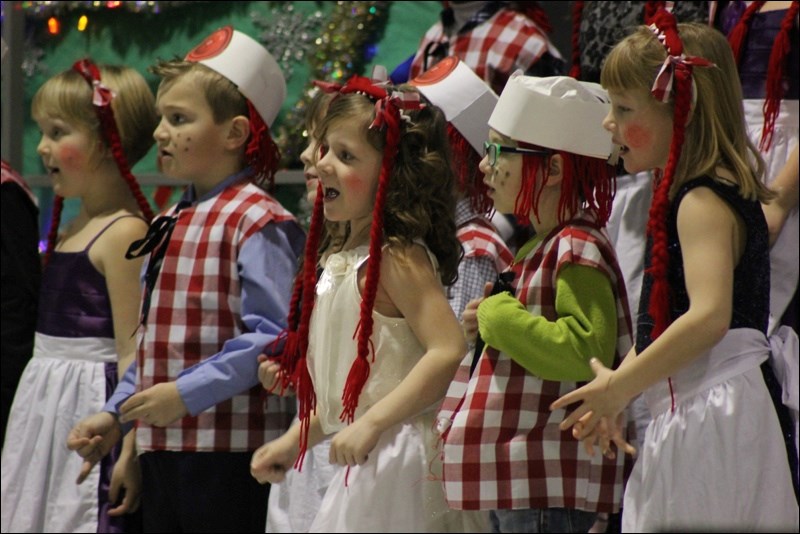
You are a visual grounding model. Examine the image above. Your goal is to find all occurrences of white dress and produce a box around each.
[266,417,335,533]
[1,221,129,533]
[306,245,487,533]
[622,329,798,532]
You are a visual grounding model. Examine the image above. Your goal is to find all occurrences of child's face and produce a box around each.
[316,117,382,230]
[35,116,97,198]
[603,88,673,174]
[153,73,235,185]
[478,129,524,215]
[300,122,322,204]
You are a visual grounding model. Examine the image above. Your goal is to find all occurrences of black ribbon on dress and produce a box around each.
[126,200,191,327]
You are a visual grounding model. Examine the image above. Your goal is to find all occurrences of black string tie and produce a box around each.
[126,201,190,328]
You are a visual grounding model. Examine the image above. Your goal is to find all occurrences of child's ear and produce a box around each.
[225,116,250,150]
[546,153,563,186]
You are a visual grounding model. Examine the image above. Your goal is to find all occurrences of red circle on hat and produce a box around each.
[186,26,233,61]
[410,56,459,86]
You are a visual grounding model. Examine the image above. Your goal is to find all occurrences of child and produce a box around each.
[1,159,40,448]
[262,88,340,534]
[1,59,156,533]
[410,57,514,321]
[250,72,483,532]
[724,0,799,335]
[551,12,799,532]
[67,27,304,532]
[404,1,564,95]
[440,73,633,533]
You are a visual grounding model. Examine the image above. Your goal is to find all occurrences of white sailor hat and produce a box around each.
[410,56,498,154]
[185,26,286,126]
[489,72,614,160]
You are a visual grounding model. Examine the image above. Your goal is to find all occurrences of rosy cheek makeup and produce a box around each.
[341,172,370,196]
[623,123,652,150]
[57,145,87,171]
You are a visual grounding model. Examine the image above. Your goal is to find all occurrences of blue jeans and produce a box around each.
[490,507,597,533]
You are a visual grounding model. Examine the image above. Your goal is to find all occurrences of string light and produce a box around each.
[47,16,60,35]
[77,15,88,31]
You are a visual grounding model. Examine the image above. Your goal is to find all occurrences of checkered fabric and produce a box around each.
[409,8,553,95]
[440,206,514,423]
[441,216,633,512]
[136,180,296,453]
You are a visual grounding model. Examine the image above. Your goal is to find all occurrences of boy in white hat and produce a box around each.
[439,73,633,532]
[67,26,305,531]
[410,57,513,322]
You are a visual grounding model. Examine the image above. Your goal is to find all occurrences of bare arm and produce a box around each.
[329,244,466,465]
[552,186,740,434]
[763,144,799,247]
[91,217,147,379]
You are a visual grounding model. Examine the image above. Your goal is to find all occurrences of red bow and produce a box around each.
[314,69,424,130]
[648,10,714,103]
[73,58,115,107]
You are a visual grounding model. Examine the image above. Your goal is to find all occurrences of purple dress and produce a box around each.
[1,216,139,533]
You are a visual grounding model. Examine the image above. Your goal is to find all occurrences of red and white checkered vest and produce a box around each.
[457,216,515,274]
[442,217,633,512]
[409,9,553,95]
[136,180,296,453]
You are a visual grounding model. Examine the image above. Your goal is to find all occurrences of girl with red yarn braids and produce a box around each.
[552,12,799,532]
[250,74,485,532]
[1,60,156,533]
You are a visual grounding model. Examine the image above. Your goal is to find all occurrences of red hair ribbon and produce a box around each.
[648,11,714,103]
[73,59,116,107]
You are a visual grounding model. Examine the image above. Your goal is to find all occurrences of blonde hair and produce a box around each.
[32,65,157,166]
[601,22,771,202]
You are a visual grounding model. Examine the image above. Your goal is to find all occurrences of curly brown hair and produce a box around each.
[317,88,462,285]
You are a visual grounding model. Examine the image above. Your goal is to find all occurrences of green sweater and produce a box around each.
[477,238,618,382]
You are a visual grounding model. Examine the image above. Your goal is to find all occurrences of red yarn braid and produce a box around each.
[568,0,584,79]
[244,100,281,192]
[341,101,403,425]
[43,195,64,267]
[727,0,766,63]
[761,1,799,151]
[645,9,701,339]
[644,1,666,25]
[446,124,491,215]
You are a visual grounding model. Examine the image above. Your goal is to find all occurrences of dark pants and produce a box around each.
[139,450,270,533]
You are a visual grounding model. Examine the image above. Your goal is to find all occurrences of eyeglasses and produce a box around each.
[483,141,552,167]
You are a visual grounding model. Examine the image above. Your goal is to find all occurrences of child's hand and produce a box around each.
[119,382,188,427]
[257,354,294,396]
[549,358,632,442]
[573,413,637,459]
[329,416,381,466]
[108,436,141,516]
[66,411,122,484]
[250,432,299,484]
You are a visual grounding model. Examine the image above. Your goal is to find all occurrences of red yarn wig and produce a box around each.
[727,0,799,151]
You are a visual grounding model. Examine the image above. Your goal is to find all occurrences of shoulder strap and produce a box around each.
[84,214,145,252]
